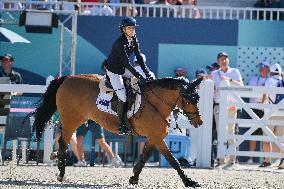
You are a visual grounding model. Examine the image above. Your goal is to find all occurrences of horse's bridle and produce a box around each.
[143,85,201,125]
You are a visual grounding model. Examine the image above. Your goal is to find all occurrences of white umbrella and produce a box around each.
[0,27,31,44]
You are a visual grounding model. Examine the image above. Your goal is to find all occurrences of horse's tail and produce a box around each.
[31,76,67,141]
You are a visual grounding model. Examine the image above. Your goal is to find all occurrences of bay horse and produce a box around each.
[32,74,203,188]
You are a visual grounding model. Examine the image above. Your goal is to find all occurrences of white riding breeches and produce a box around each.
[106,70,128,102]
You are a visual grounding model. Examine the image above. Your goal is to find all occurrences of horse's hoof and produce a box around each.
[57,175,65,182]
[186,181,201,188]
[129,176,138,185]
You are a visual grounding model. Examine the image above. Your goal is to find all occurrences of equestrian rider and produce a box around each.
[105,16,154,134]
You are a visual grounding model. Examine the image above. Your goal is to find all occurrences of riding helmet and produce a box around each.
[119,16,138,32]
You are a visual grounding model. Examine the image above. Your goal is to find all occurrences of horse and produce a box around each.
[31,74,203,188]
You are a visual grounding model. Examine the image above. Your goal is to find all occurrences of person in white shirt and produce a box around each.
[211,52,243,166]
[260,63,284,168]
[246,60,270,164]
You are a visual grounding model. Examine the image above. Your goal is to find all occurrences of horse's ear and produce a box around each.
[191,77,203,88]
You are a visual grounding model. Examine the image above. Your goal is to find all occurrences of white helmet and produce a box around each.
[133,53,146,63]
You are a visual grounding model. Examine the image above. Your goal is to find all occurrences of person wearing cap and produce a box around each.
[195,68,207,79]
[211,52,243,167]
[246,60,270,164]
[104,17,154,135]
[0,53,23,85]
[206,62,220,75]
[261,63,284,168]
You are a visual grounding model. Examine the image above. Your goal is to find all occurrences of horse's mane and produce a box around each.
[146,77,188,90]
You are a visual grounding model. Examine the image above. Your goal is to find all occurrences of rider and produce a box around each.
[105,16,154,134]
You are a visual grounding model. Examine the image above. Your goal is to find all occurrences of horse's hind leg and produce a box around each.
[154,139,200,188]
[129,142,155,185]
[57,128,76,182]
[57,135,68,182]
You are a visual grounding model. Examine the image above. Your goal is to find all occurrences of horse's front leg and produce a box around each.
[129,142,155,185]
[154,139,200,188]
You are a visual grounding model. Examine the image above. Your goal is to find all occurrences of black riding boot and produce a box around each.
[117,100,131,135]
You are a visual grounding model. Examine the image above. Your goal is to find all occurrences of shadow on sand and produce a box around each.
[0,178,123,188]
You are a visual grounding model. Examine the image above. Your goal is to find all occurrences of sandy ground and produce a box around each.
[0,163,284,189]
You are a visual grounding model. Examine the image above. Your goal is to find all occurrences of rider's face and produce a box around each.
[123,26,136,38]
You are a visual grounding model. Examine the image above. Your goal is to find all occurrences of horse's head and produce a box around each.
[177,78,203,128]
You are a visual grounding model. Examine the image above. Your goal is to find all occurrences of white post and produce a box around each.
[70,11,78,76]
[217,80,230,161]
[43,76,55,164]
[12,139,17,164]
[59,23,64,77]
[21,140,27,163]
[196,80,214,168]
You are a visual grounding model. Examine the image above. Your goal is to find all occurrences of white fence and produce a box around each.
[1,1,284,21]
[0,76,54,164]
[217,81,284,161]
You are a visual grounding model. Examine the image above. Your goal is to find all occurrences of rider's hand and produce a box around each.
[146,76,154,82]
[139,77,147,85]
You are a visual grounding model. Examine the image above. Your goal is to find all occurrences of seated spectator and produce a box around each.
[148,0,174,17]
[89,0,115,16]
[253,0,282,20]
[61,0,80,12]
[191,0,201,19]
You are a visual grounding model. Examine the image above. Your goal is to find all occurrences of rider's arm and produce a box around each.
[118,43,146,80]
[132,36,152,80]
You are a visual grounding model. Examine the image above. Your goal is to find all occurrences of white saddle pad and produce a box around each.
[96,78,142,118]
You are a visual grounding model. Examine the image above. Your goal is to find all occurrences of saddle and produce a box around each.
[96,75,142,118]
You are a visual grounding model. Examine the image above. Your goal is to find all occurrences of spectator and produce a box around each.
[195,68,207,80]
[0,53,23,95]
[50,112,80,164]
[246,60,270,164]
[89,0,114,16]
[73,120,123,167]
[61,0,80,12]
[206,62,220,75]
[261,63,284,168]
[191,0,201,18]
[0,53,23,84]
[149,0,175,17]
[211,52,243,166]
[174,67,188,81]
[253,0,282,20]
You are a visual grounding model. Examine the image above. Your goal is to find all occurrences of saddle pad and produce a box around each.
[96,90,141,119]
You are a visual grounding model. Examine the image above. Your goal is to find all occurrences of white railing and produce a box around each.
[217,81,284,162]
[0,76,54,164]
[1,1,284,21]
